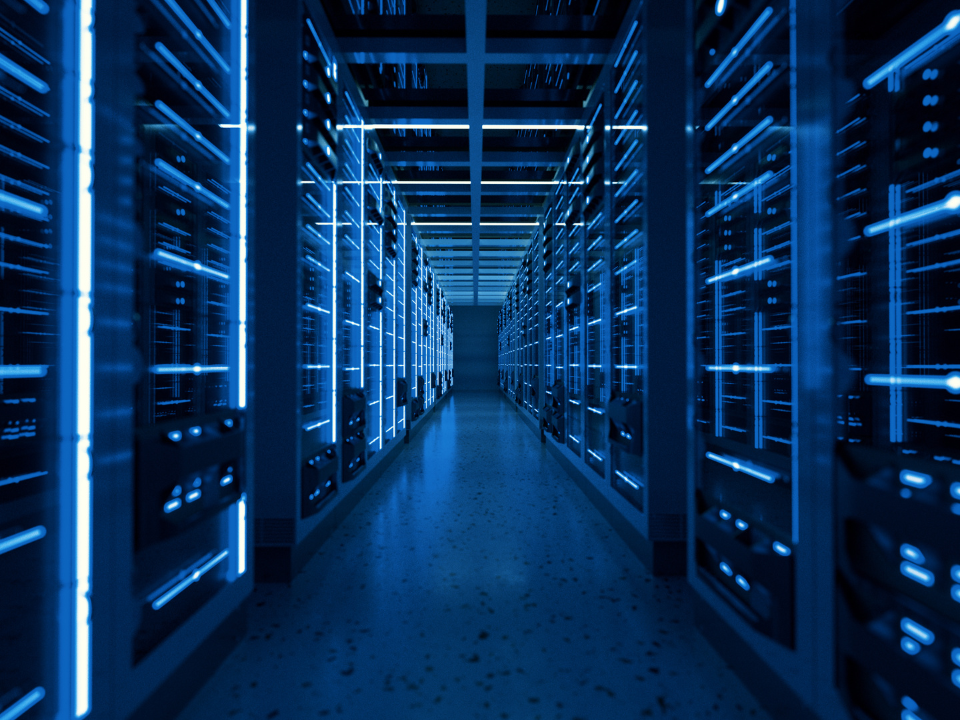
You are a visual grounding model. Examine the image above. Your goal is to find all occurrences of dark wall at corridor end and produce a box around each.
[451,305,499,391]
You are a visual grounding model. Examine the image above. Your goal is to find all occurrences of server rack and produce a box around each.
[582,102,607,478]
[500,0,687,576]
[689,0,843,717]
[0,1,91,717]
[834,4,960,720]
[90,0,253,716]
[363,136,384,458]
[609,14,646,511]
[251,0,423,583]
[692,0,799,652]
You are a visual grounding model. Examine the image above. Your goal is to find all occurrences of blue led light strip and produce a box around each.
[154,100,229,163]
[614,470,641,490]
[0,364,47,378]
[151,550,230,610]
[75,0,95,712]
[705,117,774,175]
[863,11,960,90]
[706,451,779,483]
[704,172,774,220]
[705,255,772,285]
[864,191,960,237]
[0,688,46,720]
[0,51,49,93]
[901,617,935,646]
[0,188,49,220]
[0,470,47,488]
[153,249,230,281]
[705,62,774,131]
[160,0,230,73]
[865,371,960,394]
[332,178,338,443]
[0,525,46,555]
[704,7,775,89]
[154,158,230,210]
[151,364,230,374]
[154,42,229,118]
[705,364,774,373]
[235,494,247,577]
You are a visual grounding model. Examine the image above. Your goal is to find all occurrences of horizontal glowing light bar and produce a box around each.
[706,62,774,131]
[901,617,935,645]
[393,180,470,185]
[151,549,229,610]
[154,158,230,210]
[705,6,775,89]
[706,451,779,483]
[0,470,47,488]
[705,255,772,284]
[483,124,584,131]
[218,123,243,128]
[164,499,181,513]
[864,12,960,89]
[154,100,229,164]
[153,249,230,281]
[704,172,774,220]
[0,364,47,378]
[864,192,960,236]
[339,123,469,130]
[900,544,926,564]
[0,51,50,93]
[865,371,960,394]
[611,125,648,131]
[614,470,640,490]
[706,364,774,374]
[151,364,230,374]
[0,188,49,221]
[303,419,331,431]
[900,561,935,587]
[411,221,539,227]
[772,541,791,557]
[0,687,46,720]
[900,470,932,489]
[705,116,775,175]
[0,525,46,555]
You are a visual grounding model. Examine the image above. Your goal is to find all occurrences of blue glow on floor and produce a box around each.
[175,393,770,720]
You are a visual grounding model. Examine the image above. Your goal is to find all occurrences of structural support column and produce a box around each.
[465,0,486,305]
[644,0,690,563]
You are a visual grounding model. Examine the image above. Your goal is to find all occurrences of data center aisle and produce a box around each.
[177,392,769,720]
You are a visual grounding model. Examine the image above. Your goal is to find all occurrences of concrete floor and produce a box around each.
[177,391,770,720]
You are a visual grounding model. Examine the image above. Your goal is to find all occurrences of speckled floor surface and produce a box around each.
[177,391,770,720]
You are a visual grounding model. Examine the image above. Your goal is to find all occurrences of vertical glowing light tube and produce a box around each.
[236,0,248,409]
[331,179,337,444]
[359,123,364,390]
[75,0,94,715]
[378,179,383,450]
[236,493,247,576]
